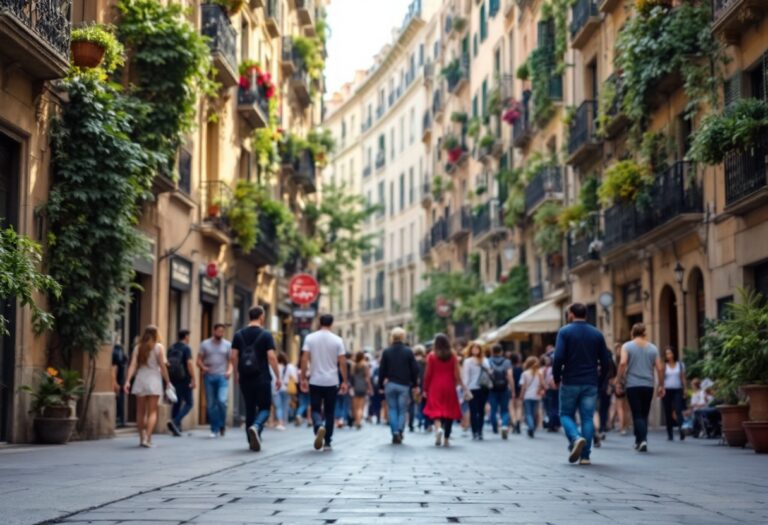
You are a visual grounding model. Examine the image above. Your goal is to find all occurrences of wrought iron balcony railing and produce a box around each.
[724,126,768,208]
[570,0,599,38]
[567,99,600,162]
[525,166,563,213]
[201,3,237,85]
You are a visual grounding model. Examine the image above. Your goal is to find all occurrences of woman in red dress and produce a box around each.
[423,333,467,447]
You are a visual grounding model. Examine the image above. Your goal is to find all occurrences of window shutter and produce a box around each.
[724,72,741,108]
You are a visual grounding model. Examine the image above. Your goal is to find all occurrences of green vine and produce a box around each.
[533,201,564,255]
[598,159,652,207]
[689,98,768,165]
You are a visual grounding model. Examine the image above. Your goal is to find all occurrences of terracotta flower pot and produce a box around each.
[743,421,768,453]
[742,385,768,421]
[42,405,72,418]
[717,404,750,447]
[71,41,106,69]
[208,204,220,218]
[34,417,77,444]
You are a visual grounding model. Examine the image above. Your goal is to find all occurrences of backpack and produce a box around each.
[167,344,186,384]
[489,357,509,391]
[238,329,264,378]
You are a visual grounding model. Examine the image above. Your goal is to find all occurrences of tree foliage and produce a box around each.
[455,266,530,328]
[413,271,479,341]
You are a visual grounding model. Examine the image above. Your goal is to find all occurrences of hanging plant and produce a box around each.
[452,16,468,33]
[479,134,495,149]
[487,87,502,116]
[502,100,522,125]
[598,160,652,206]
[533,201,564,255]
[467,118,481,139]
[689,98,768,165]
[450,111,468,124]
[70,24,124,73]
[516,60,530,81]
[442,134,459,151]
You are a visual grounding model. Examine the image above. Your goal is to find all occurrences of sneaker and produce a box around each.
[579,458,591,466]
[167,421,181,437]
[501,427,509,440]
[569,437,587,463]
[435,429,444,447]
[323,444,333,452]
[247,426,261,451]
[392,433,402,445]
[633,442,640,450]
[594,433,602,448]
[208,432,218,439]
[478,434,484,441]
[638,441,648,452]
[398,431,405,443]
[314,427,326,450]
[527,429,534,438]
[220,427,226,437]
[276,425,286,431]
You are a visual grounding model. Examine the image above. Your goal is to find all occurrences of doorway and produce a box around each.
[0,132,20,442]
[198,302,215,424]
[659,285,679,351]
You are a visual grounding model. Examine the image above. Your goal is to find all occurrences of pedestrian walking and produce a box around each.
[543,346,560,432]
[510,353,523,434]
[616,323,665,452]
[335,354,353,429]
[413,345,432,431]
[111,342,128,428]
[552,303,613,465]
[662,346,687,441]
[487,344,513,439]
[273,352,296,431]
[300,314,348,451]
[231,306,281,452]
[462,342,491,440]
[197,323,232,438]
[519,356,544,438]
[595,346,617,446]
[124,325,171,448]
[294,354,311,427]
[166,329,196,436]
[610,343,629,435]
[351,351,373,429]
[423,333,466,447]
[378,327,419,444]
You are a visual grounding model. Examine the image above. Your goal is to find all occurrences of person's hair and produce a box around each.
[691,377,701,389]
[465,342,483,361]
[510,352,521,365]
[178,329,190,341]
[137,325,159,366]
[433,333,453,361]
[213,323,226,331]
[540,355,550,367]
[277,352,288,366]
[631,322,647,338]
[413,344,426,357]
[523,355,539,371]
[248,306,265,321]
[391,326,406,343]
[665,346,679,362]
[569,303,588,319]
[491,344,502,355]
[319,314,334,327]
[354,351,366,363]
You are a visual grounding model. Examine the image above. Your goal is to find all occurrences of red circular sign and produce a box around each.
[435,296,452,318]
[206,262,218,279]
[288,273,319,305]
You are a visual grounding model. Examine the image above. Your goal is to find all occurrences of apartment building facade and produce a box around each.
[1,0,325,443]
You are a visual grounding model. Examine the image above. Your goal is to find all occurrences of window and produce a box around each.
[433,41,440,59]
[409,108,415,144]
[408,168,414,204]
[473,33,478,57]
[390,181,395,216]
[399,173,405,211]
[480,4,488,42]
[350,116,356,138]
[482,79,488,117]
[419,43,424,65]
[377,181,385,215]
[472,95,478,119]
[399,117,405,152]
[390,128,395,159]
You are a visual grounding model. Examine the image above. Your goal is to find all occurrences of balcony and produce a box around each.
[282,148,317,193]
[449,207,472,240]
[603,161,703,256]
[375,150,386,170]
[236,215,279,268]
[265,0,282,38]
[0,0,71,80]
[420,236,432,260]
[201,3,238,88]
[237,86,269,128]
[567,232,602,271]
[432,88,445,119]
[525,166,563,215]
[724,126,768,213]
[421,180,432,207]
[567,100,601,166]
[422,111,432,143]
[712,1,765,44]
[292,0,314,27]
[199,180,233,245]
[430,217,449,247]
[512,91,533,147]
[288,62,311,106]
[530,284,544,304]
[445,54,470,94]
[602,74,630,139]
[280,36,295,75]
[423,61,434,85]
[570,0,600,48]
[471,199,506,247]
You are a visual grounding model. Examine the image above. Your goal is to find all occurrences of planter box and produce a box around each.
[717,404,749,447]
[34,417,77,444]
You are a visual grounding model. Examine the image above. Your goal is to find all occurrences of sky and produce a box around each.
[324,0,413,95]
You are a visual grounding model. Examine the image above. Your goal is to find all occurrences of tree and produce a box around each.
[413,271,479,341]
[455,266,529,328]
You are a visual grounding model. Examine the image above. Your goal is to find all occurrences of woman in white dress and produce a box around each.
[125,325,171,447]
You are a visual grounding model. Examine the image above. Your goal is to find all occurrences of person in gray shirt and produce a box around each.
[197,323,232,438]
[616,323,664,453]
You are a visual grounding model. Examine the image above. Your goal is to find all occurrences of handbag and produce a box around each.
[165,384,178,404]
[478,366,494,390]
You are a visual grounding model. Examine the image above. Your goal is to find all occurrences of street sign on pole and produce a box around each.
[288,273,320,305]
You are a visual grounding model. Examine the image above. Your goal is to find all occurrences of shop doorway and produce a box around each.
[198,302,214,425]
[687,268,706,349]
[0,132,20,442]
[659,285,679,351]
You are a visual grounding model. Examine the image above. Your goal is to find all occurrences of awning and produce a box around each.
[479,299,562,344]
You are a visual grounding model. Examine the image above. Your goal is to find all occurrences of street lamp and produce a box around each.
[674,261,687,349]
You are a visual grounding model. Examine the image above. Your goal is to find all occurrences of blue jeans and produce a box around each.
[171,382,194,429]
[524,399,539,432]
[545,389,560,430]
[297,391,310,420]
[274,390,290,423]
[559,384,598,459]
[488,389,511,431]
[334,393,351,421]
[204,374,228,433]
[384,382,410,436]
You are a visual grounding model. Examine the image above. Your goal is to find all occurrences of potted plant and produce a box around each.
[503,101,522,125]
[450,111,468,125]
[70,24,112,69]
[20,368,83,444]
[598,160,653,207]
[516,61,530,82]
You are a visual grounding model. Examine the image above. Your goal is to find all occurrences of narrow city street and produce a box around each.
[2,425,766,525]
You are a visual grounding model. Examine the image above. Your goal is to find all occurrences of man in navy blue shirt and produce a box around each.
[553,303,612,465]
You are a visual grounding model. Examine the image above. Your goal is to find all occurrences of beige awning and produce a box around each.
[479,299,562,344]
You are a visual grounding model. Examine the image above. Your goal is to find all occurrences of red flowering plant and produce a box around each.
[238,59,261,89]
[20,367,84,416]
[502,99,522,125]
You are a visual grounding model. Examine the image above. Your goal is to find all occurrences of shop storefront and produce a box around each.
[168,257,192,343]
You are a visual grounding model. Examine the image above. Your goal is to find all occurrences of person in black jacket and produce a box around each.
[378,327,419,444]
[166,329,196,436]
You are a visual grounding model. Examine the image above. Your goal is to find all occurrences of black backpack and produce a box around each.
[238,329,264,378]
[490,357,509,391]
[167,344,186,384]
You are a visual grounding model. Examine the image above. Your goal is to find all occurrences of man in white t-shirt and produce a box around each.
[300,314,348,451]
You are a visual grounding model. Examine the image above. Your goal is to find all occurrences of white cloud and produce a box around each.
[324,0,413,95]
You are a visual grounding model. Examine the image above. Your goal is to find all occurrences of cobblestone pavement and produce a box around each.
[2,424,767,525]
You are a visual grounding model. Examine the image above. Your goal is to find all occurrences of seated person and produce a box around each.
[691,378,720,438]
